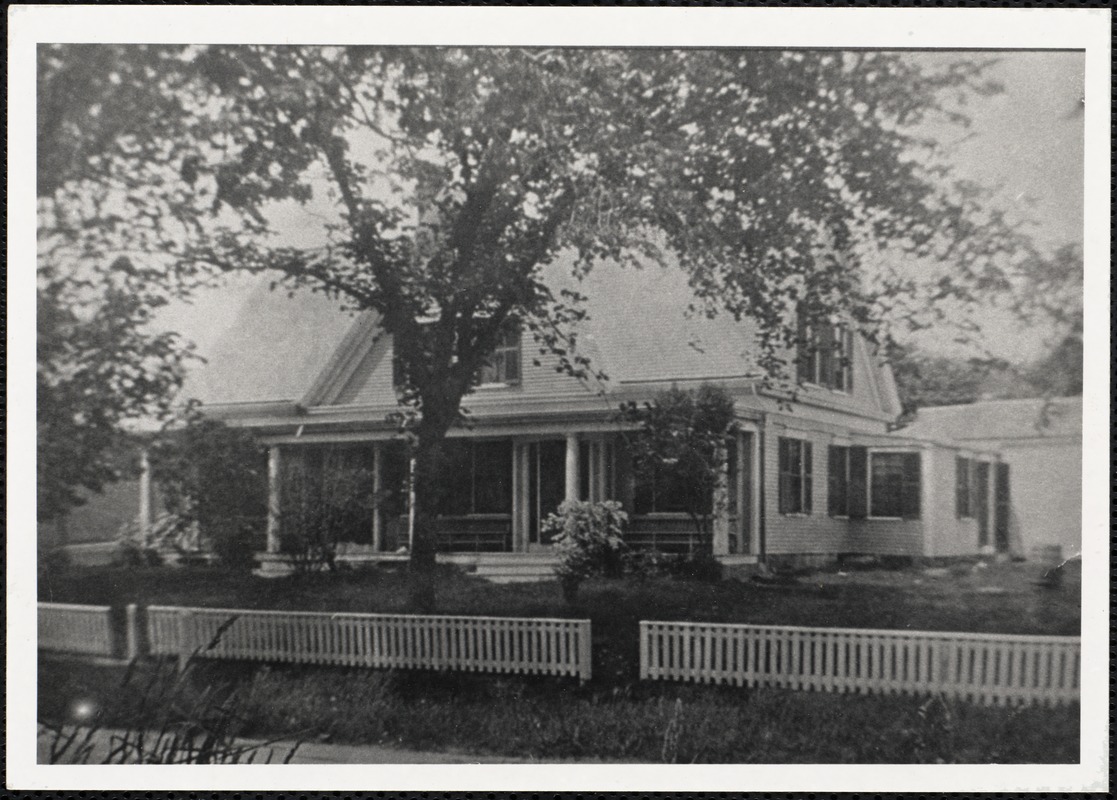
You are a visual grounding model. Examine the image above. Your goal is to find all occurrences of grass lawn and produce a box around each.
[38,558,1080,763]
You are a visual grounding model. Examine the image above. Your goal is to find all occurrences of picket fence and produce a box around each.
[38,602,116,657]
[146,605,592,681]
[640,621,1079,706]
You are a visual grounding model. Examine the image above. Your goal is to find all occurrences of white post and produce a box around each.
[712,443,730,556]
[407,456,416,552]
[371,443,383,552]
[138,448,153,540]
[266,446,282,554]
[564,433,580,503]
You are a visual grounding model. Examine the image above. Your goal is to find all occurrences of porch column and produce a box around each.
[511,442,530,552]
[371,443,383,552]
[266,446,282,554]
[137,447,153,539]
[712,443,730,556]
[564,433,580,503]
[407,456,416,551]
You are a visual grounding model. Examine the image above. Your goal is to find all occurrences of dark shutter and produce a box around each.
[955,457,967,518]
[828,445,848,517]
[796,314,810,383]
[777,438,789,514]
[802,442,813,513]
[843,328,854,392]
[901,452,922,519]
[848,445,868,519]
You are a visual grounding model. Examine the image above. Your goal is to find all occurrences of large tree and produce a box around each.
[36,45,214,522]
[41,46,1040,605]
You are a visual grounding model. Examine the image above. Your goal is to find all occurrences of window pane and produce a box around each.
[870,453,905,517]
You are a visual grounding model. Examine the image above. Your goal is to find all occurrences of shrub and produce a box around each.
[150,420,267,570]
[542,500,628,604]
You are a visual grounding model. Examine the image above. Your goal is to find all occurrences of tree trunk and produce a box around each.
[406,411,457,612]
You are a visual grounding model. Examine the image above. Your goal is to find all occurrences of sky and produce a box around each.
[155,50,1086,368]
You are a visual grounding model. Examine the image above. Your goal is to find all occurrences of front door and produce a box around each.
[974,461,991,548]
[994,462,1011,553]
[528,440,566,544]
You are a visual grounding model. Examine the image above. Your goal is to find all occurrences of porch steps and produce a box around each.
[470,554,560,584]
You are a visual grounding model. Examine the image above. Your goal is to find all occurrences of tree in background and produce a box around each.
[36,45,213,522]
[39,46,1049,607]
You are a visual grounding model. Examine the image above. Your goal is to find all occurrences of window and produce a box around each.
[478,328,521,385]
[828,445,850,517]
[955,456,973,518]
[778,437,813,514]
[435,440,513,516]
[869,451,921,519]
[797,316,854,392]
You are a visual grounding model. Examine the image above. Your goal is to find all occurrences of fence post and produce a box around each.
[176,608,192,672]
[639,622,649,681]
[125,604,141,661]
[578,620,592,684]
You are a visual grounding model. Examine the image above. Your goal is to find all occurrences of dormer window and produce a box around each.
[478,328,521,386]
[796,316,854,392]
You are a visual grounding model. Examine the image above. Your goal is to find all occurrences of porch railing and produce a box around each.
[38,602,116,657]
[640,620,1079,707]
[146,605,591,681]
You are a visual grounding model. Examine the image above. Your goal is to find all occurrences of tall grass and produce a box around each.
[224,665,1077,763]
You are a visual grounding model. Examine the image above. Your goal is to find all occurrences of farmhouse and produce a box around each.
[186,260,1022,579]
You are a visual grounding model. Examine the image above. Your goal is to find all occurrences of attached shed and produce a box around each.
[901,397,1082,560]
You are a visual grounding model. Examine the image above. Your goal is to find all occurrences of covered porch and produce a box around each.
[255,422,762,573]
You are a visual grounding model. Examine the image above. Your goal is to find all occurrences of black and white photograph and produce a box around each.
[7,5,1108,794]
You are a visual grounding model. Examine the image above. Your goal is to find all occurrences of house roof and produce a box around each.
[185,253,898,418]
[547,258,762,385]
[181,279,359,406]
[901,396,1082,443]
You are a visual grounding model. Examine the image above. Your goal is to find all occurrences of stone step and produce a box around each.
[482,574,559,584]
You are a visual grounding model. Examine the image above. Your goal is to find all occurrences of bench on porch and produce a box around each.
[434,516,513,553]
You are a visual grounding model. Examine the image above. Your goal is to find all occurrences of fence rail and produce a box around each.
[146,605,591,681]
[38,602,116,657]
[640,621,1079,706]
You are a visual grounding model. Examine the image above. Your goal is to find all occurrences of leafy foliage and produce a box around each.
[278,447,375,574]
[37,45,213,521]
[622,384,737,550]
[543,500,628,604]
[149,420,267,569]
